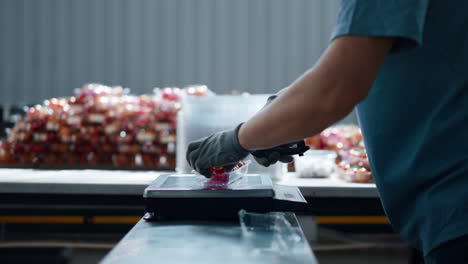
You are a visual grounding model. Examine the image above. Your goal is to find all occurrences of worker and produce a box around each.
[186,0,468,262]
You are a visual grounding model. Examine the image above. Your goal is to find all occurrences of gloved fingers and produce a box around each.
[193,148,213,177]
[198,168,212,178]
[187,140,202,152]
[267,152,280,164]
[254,155,271,167]
[187,148,201,168]
[194,157,212,178]
[279,155,293,163]
[265,95,278,107]
[223,163,237,172]
[186,141,202,167]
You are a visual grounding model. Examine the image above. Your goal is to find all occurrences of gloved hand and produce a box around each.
[186,124,250,177]
[252,141,309,167]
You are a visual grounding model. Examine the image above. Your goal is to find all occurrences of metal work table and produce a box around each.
[0,169,165,195]
[0,169,377,198]
[0,169,384,218]
[278,175,378,198]
[100,214,318,264]
[0,169,387,263]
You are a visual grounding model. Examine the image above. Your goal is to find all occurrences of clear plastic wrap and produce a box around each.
[339,147,370,170]
[319,125,362,151]
[194,160,251,189]
[238,209,305,256]
[335,160,373,183]
[302,125,373,183]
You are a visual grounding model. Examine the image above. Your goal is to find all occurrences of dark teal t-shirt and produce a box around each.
[332,0,468,255]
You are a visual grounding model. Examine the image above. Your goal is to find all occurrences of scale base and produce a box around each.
[143,174,306,221]
[145,197,275,221]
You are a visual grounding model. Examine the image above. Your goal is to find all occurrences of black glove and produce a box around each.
[252,141,309,167]
[186,124,250,177]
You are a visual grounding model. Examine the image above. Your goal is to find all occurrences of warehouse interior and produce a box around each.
[0,0,442,263]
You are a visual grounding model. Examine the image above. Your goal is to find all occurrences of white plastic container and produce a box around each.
[294,150,337,178]
[176,93,286,181]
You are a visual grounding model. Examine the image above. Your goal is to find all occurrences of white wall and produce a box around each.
[0,0,340,108]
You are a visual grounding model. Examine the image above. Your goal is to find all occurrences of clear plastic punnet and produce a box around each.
[238,209,306,256]
[193,160,251,189]
[294,150,337,178]
[176,94,288,182]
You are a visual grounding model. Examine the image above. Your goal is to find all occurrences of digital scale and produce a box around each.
[144,173,307,220]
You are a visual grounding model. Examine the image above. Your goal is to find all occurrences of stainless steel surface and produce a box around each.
[144,174,274,198]
[100,215,318,264]
[0,169,163,195]
[0,169,378,197]
[278,174,379,198]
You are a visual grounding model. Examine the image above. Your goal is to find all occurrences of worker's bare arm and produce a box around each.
[239,35,395,150]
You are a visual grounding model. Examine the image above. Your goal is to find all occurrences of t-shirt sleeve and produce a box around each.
[331,0,431,49]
